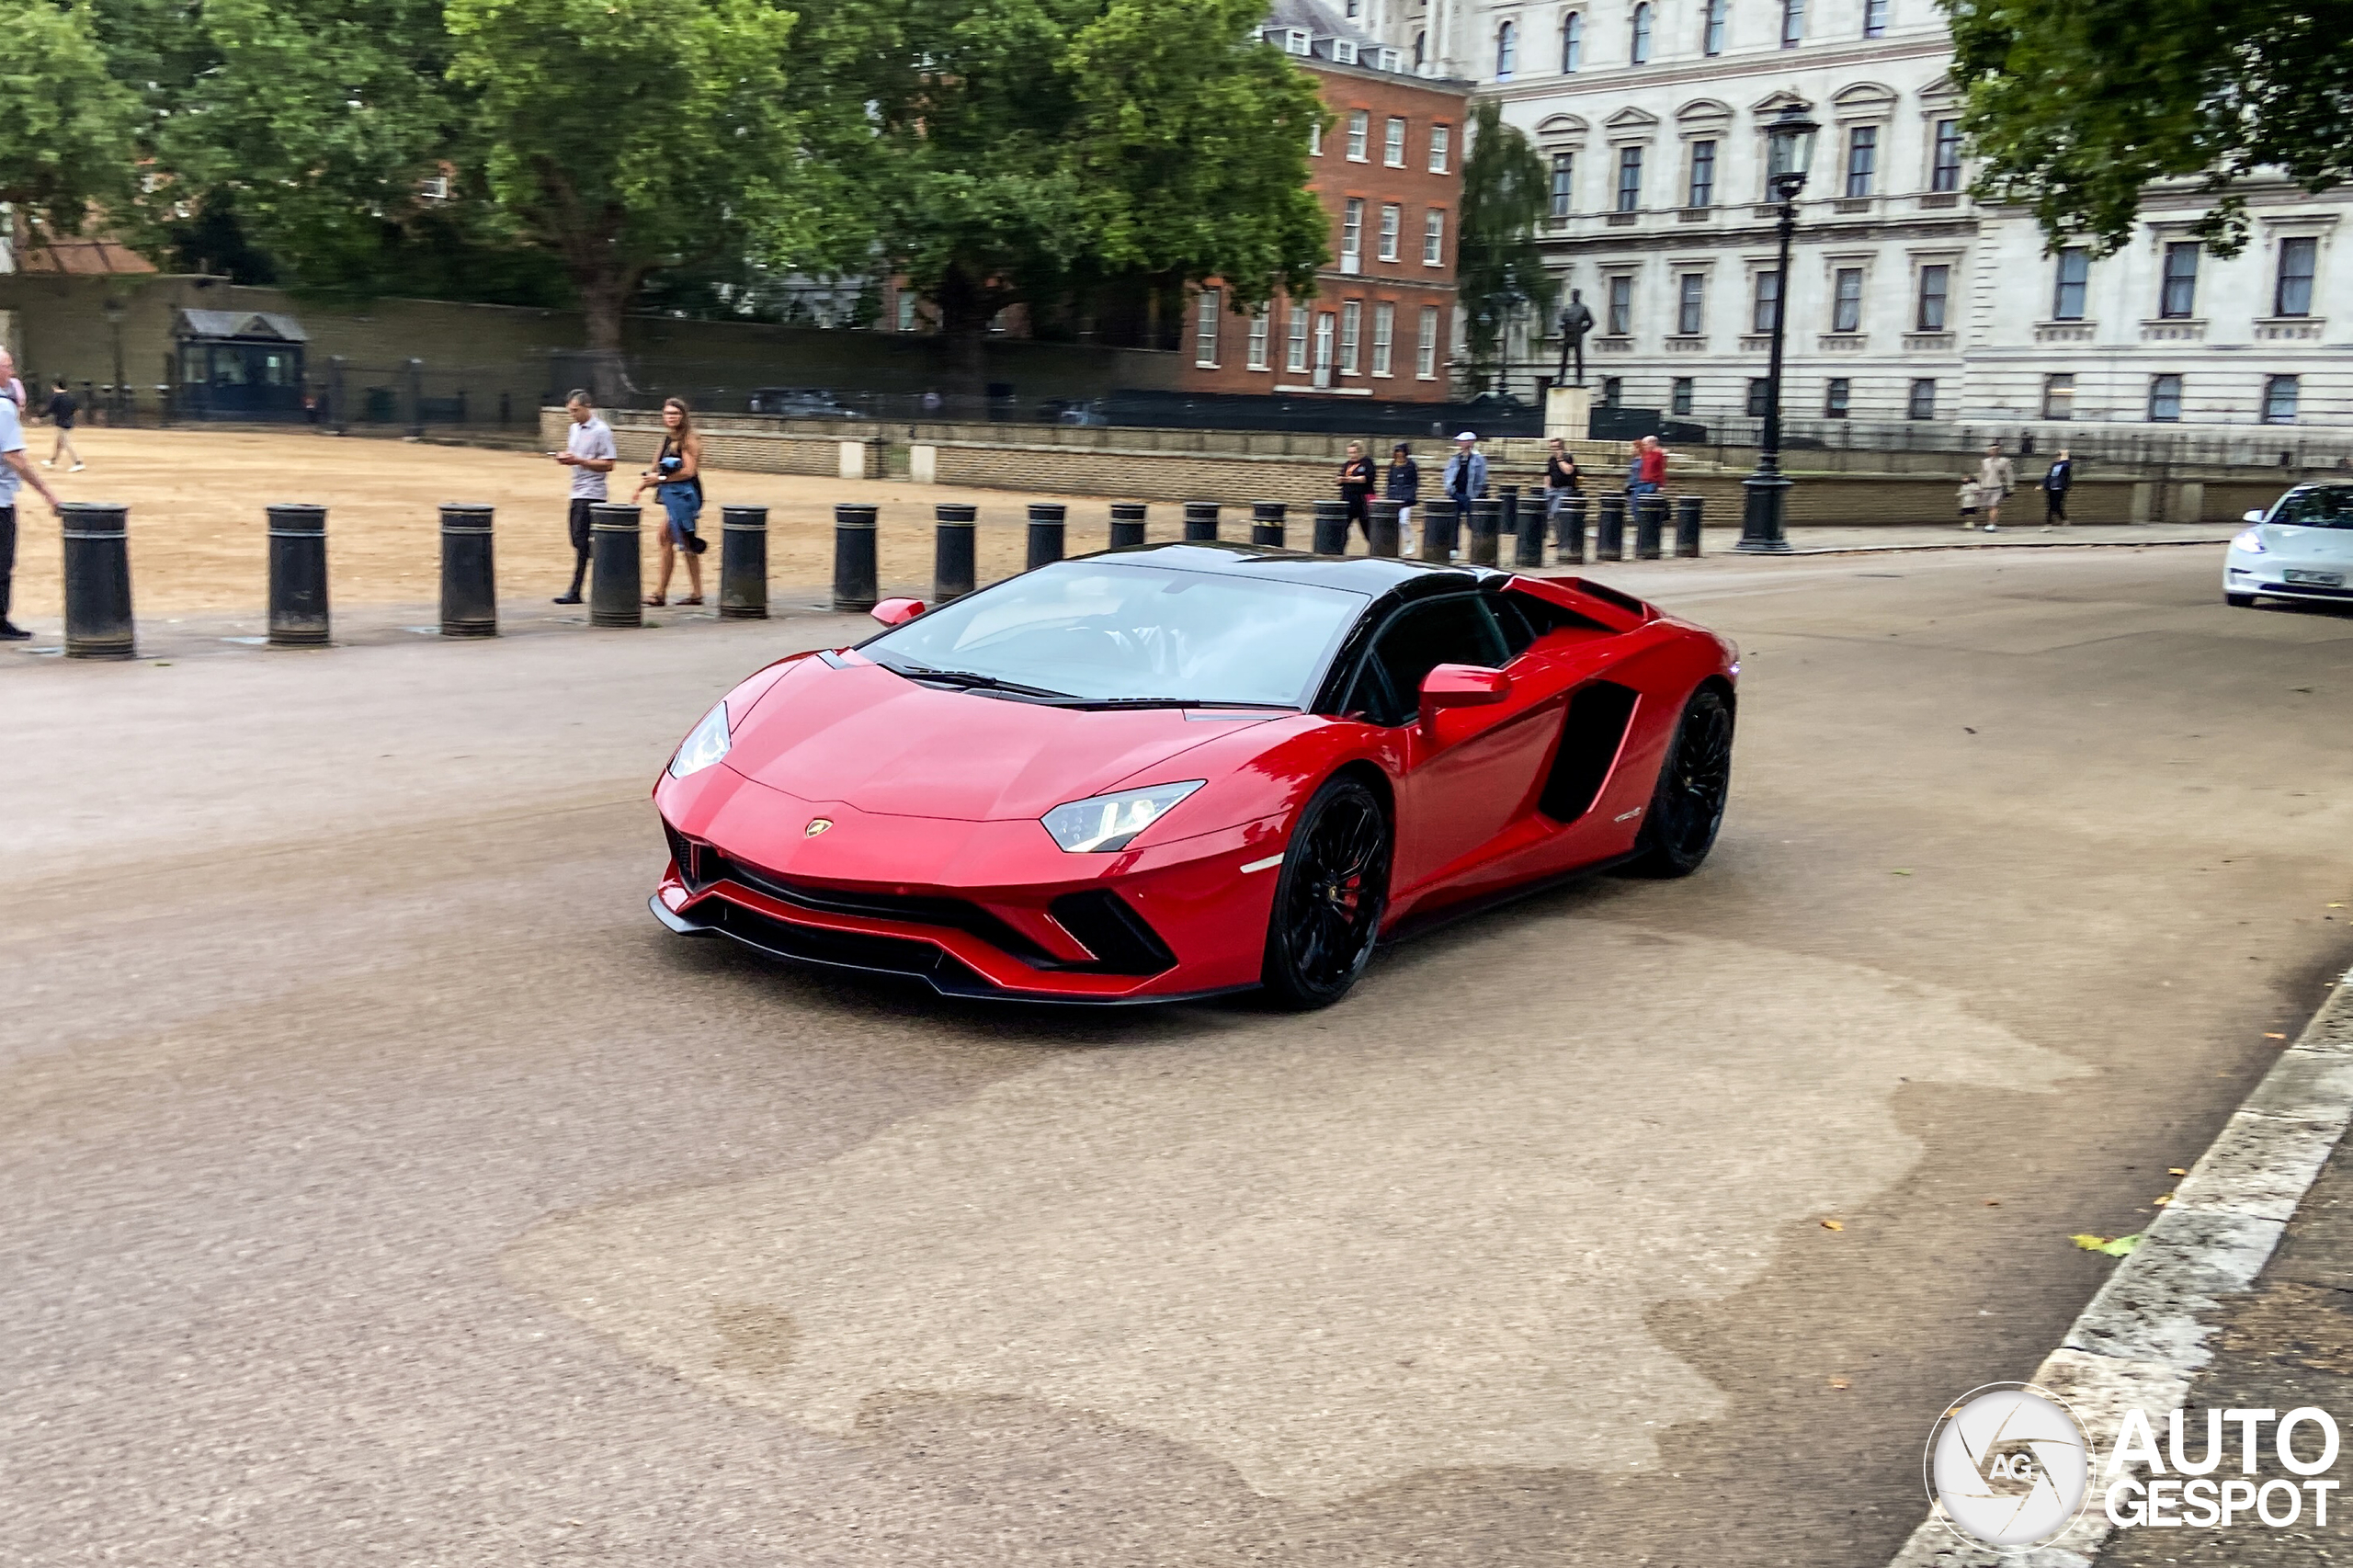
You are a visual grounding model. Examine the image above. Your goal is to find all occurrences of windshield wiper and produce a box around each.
[875,661,1076,700]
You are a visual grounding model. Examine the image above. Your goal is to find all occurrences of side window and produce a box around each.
[1487,593,1539,657]
[1350,596,1508,725]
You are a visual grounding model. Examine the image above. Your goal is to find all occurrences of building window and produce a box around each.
[1378,203,1401,260]
[1414,30,1426,67]
[1688,140,1716,207]
[1677,271,1704,334]
[1378,46,1402,71]
[2159,243,2199,318]
[1287,306,1310,373]
[1308,119,1323,157]
[1194,287,1221,366]
[1752,269,1781,333]
[1384,117,1407,167]
[1862,0,1887,35]
[1247,307,1270,369]
[1562,12,1583,70]
[1746,378,1770,416]
[2042,373,2076,420]
[2052,248,2088,320]
[1339,301,1363,372]
[1416,306,1439,378]
[1607,275,1633,335]
[1333,38,1359,63]
[1844,127,1876,198]
[1496,20,1517,77]
[1346,0,1361,16]
[1428,123,1451,172]
[1670,377,1694,415]
[1907,378,1936,419]
[1615,146,1643,211]
[1830,267,1863,332]
[2275,237,2317,317]
[2263,374,2301,424]
[1313,312,1336,378]
[1915,263,1949,330]
[1702,0,1726,53]
[1282,28,1311,53]
[1424,208,1446,266]
[1341,199,1364,268]
[2146,372,2182,422]
[896,292,917,332]
[1347,110,1370,161]
[1548,154,1574,218]
[1372,302,1395,375]
[1930,119,1962,192]
[1631,2,1653,62]
[1824,377,1850,418]
[1780,0,1803,46]
[1601,376,1623,406]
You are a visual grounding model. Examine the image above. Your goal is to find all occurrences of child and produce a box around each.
[1956,478,1982,530]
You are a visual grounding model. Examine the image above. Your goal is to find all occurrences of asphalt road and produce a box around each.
[6,546,2350,1567]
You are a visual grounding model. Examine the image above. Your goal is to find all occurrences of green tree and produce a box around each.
[1947,0,2353,254]
[1455,99,1554,394]
[0,0,142,231]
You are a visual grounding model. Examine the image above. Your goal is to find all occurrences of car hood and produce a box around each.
[2259,524,2353,561]
[722,655,1281,820]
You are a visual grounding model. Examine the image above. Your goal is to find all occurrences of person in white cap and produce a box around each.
[1438,431,1487,560]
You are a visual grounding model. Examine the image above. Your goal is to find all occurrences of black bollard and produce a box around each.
[833,503,880,612]
[1108,502,1147,550]
[1311,499,1350,556]
[1251,501,1286,548]
[1467,498,1503,567]
[1514,486,1547,568]
[1183,500,1221,541]
[719,504,768,619]
[60,501,134,659]
[438,502,497,638]
[1419,499,1457,562]
[1027,502,1066,570]
[1634,494,1666,561]
[590,503,644,626]
[1597,494,1628,562]
[1498,487,1523,566]
[1369,499,1402,559]
[1674,494,1704,558]
[266,503,330,647]
[933,503,977,602]
[1559,495,1589,565]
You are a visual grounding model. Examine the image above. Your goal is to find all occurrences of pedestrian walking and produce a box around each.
[632,396,707,606]
[41,380,85,472]
[1977,442,2016,532]
[1541,437,1581,533]
[1441,431,1487,559]
[1956,477,1983,529]
[0,378,64,641]
[2040,448,2075,528]
[1384,443,1420,552]
[0,351,23,414]
[550,389,617,604]
[1337,440,1375,548]
[1628,434,1667,500]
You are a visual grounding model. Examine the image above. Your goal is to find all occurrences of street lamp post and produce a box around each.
[101,295,128,426]
[1736,103,1820,554]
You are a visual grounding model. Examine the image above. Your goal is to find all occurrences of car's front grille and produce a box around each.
[706,850,1062,965]
[2263,580,2353,599]
[705,900,994,992]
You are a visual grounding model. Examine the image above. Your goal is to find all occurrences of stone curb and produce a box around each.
[1886,960,2353,1566]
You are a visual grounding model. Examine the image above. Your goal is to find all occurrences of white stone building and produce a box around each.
[1345,0,2350,452]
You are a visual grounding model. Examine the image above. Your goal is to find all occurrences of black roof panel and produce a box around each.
[1078,540,1507,596]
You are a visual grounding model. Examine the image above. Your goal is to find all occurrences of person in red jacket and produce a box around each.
[1631,435,1668,497]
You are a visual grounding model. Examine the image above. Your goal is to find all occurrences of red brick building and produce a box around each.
[1176,2,1472,403]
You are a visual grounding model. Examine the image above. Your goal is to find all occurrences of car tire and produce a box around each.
[2226,592,2258,608]
[1622,686,1734,879]
[1261,774,1392,1010]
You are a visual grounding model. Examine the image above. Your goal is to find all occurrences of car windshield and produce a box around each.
[2271,487,2353,529]
[861,561,1368,707]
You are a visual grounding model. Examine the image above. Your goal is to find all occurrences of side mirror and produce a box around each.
[1419,664,1510,730]
[870,597,926,628]
[2243,510,2267,525]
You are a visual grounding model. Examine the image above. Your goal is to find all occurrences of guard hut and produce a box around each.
[173,309,309,420]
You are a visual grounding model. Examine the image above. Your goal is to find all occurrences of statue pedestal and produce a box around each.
[1545,385,1593,440]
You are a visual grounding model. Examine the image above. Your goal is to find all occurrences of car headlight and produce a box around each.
[1040,780,1206,853]
[668,700,732,778]
[2233,528,2267,554]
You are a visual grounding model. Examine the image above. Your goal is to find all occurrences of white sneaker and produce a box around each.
[39,460,51,468]
[1983,522,1997,532]
[70,463,86,472]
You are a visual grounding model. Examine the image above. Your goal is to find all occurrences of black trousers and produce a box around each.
[2044,489,2067,523]
[0,504,16,625]
[1344,490,1372,543]
[565,497,595,595]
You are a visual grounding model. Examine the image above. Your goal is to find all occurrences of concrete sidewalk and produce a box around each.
[1724,520,2237,555]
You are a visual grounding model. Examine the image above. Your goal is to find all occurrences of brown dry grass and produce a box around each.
[7,426,1153,615]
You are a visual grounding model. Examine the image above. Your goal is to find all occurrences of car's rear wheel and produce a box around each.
[1261,774,1392,1009]
[2226,592,2258,608]
[1623,686,1733,879]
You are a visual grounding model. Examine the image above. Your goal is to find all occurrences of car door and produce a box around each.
[1349,594,1561,893]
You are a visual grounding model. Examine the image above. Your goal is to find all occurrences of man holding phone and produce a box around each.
[551,389,617,604]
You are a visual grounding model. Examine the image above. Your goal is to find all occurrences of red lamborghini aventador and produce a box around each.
[651,543,1737,1007]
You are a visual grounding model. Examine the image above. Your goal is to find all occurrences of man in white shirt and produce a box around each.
[552,389,617,603]
[0,357,64,640]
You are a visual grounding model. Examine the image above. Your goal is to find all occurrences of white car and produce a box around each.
[2225,484,2353,608]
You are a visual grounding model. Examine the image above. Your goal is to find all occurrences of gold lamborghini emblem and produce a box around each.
[805,817,834,837]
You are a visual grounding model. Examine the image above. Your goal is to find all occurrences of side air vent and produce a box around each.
[665,823,716,890]
[1049,890,1179,976]
[1540,681,1641,823]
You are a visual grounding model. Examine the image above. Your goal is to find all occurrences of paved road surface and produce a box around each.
[5,546,2349,1566]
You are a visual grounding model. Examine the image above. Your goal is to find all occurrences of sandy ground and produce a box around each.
[6,426,1150,615]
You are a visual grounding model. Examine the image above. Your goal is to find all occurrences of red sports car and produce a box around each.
[651,543,1736,1008]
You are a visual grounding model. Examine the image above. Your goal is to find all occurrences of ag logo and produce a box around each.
[1926,1383,2094,1550]
[805,818,834,837]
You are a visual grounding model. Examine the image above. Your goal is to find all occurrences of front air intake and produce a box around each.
[1049,890,1179,976]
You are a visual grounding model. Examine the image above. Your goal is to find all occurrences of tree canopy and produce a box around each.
[0,0,141,231]
[1947,0,2353,255]
[1455,99,1555,393]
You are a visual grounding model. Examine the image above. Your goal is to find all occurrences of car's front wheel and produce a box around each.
[1261,774,1392,1009]
[1623,686,1733,878]
[2226,592,2258,608]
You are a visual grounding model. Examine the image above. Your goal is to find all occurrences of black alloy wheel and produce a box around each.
[2225,592,2257,608]
[1624,686,1733,878]
[1261,774,1392,1009]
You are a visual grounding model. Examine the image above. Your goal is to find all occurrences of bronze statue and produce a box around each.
[1555,290,1596,387]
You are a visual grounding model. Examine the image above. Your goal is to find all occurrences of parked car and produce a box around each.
[747,388,866,419]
